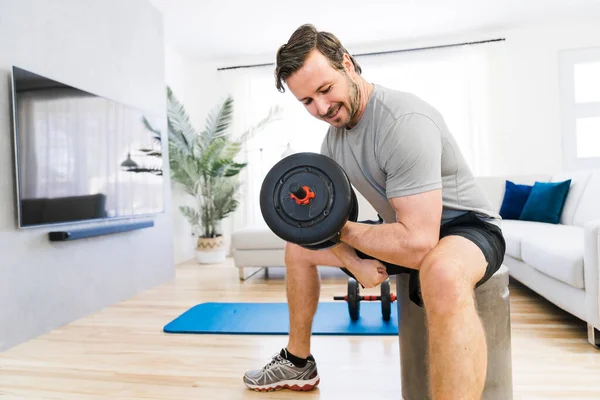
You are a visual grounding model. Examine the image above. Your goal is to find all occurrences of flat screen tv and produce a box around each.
[11,66,165,228]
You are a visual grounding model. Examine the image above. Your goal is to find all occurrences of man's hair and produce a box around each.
[274,24,362,93]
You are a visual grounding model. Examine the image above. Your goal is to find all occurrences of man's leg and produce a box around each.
[418,235,488,400]
[244,242,349,391]
[284,242,346,358]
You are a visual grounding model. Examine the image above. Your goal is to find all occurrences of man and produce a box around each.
[243,24,505,400]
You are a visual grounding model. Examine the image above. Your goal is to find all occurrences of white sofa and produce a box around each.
[232,171,600,348]
[477,170,600,348]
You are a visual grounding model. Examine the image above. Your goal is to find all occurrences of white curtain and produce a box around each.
[218,41,501,231]
[217,67,329,234]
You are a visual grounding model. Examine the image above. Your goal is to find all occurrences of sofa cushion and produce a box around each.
[499,180,533,220]
[500,220,583,260]
[573,171,600,227]
[520,225,585,289]
[551,171,592,225]
[519,180,571,224]
[475,175,551,213]
[500,220,555,260]
[232,226,286,250]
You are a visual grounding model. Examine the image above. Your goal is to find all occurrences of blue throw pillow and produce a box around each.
[499,181,533,220]
[519,180,572,224]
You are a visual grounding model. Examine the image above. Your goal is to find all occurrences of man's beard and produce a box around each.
[322,74,361,128]
[346,77,360,123]
[343,75,360,128]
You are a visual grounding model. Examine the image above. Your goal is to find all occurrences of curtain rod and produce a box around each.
[217,37,505,71]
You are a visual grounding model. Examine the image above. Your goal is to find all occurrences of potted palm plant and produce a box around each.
[164,87,280,264]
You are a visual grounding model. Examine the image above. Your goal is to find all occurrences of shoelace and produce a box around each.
[262,353,284,372]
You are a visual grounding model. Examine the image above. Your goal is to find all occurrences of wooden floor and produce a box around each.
[1,258,600,399]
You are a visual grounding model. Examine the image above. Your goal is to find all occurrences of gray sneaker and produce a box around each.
[243,349,320,392]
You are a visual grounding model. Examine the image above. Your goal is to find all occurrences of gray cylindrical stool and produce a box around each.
[396,265,513,400]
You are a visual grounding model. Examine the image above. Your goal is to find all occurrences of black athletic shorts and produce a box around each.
[340,211,506,307]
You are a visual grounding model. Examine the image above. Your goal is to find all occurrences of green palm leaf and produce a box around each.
[238,104,283,142]
[167,87,197,153]
[166,87,281,238]
[142,116,163,146]
[179,206,201,227]
[201,96,234,146]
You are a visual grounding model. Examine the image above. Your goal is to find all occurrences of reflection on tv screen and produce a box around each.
[12,66,165,227]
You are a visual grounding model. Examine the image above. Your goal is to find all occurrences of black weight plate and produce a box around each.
[348,278,360,321]
[260,153,353,246]
[299,188,360,251]
[300,240,337,251]
[381,278,391,321]
[348,188,359,222]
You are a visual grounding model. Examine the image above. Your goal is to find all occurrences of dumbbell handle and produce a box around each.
[333,294,397,302]
[289,184,315,205]
[291,185,307,199]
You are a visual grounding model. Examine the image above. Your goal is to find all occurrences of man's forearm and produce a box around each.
[339,221,435,269]
[330,242,361,273]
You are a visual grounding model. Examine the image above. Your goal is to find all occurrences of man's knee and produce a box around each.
[419,253,473,315]
[285,242,307,266]
[284,242,326,269]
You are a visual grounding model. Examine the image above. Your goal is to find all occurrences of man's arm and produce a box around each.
[339,188,442,270]
[330,241,390,288]
[337,113,444,269]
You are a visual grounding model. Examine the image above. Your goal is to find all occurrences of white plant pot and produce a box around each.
[195,236,227,264]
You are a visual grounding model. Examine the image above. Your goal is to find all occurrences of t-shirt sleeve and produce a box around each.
[379,113,443,199]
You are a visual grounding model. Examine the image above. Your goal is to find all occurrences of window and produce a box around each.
[559,47,600,170]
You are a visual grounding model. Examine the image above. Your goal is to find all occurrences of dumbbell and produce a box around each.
[333,278,397,321]
[259,152,358,250]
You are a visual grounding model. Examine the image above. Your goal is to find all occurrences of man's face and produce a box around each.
[286,50,360,129]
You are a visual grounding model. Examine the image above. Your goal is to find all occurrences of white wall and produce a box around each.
[0,0,174,351]
[165,43,188,104]
[164,51,236,263]
[487,17,600,176]
[164,43,194,264]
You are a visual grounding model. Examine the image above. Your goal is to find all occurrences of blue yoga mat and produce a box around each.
[163,302,399,336]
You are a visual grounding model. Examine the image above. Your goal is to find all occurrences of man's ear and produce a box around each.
[342,53,355,74]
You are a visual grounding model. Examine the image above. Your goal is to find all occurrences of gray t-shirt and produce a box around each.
[320,84,499,225]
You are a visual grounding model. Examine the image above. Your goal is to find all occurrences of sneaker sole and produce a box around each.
[245,375,320,392]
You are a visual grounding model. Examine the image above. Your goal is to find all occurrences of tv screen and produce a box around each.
[11,66,165,228]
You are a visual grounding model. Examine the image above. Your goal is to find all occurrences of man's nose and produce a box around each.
[315,98,330,117]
